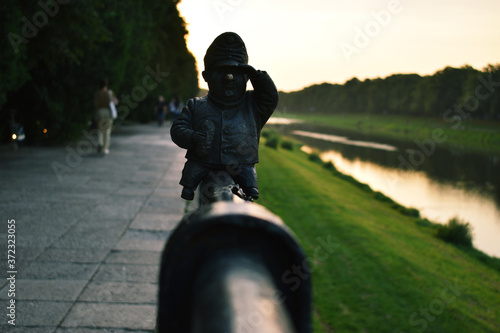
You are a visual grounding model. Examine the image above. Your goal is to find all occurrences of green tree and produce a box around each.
[0,0,198,144]
[276,64,500,121]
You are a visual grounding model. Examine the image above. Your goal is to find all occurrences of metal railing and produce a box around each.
[157,172,312,333]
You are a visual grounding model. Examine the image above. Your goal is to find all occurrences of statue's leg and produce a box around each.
[233,164,259,199]
[179,160,210,200]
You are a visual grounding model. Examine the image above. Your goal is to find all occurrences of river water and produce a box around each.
[267,118,500,257]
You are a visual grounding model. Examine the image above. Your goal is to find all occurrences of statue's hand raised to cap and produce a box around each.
[238,64,258,77]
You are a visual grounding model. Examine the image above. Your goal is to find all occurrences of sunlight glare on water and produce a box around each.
[266,117,305,125]
[316,148,500,257]
[293,130,398,151]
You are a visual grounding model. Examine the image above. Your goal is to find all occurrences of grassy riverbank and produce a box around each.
[277,113,500,153]
[256,143,500,333]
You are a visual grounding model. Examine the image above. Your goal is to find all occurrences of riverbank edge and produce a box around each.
[257,140,500,332]
[257,138,500,332]
[275,113,500,154]
[261,129,500,266]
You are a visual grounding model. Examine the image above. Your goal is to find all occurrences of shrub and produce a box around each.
[436,217,473,248]
[373,191,394,203]
[308,153,322,163]
[356,182,372,193]
[265,135,280,149]
[323,161,337,171]
[415,218,438,228]
[280,140,294,151]
[336,173,371,192]
[403,207,420,218]
[261,129,273,139]
[391,203,420,218]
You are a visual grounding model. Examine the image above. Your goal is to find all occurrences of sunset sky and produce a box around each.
[178,0,500,92]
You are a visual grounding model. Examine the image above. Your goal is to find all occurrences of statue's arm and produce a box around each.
[170,99,196,150]
[248,69,279,122]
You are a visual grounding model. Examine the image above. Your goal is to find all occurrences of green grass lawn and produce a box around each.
[276,113,500,154]
[256,143,500,333]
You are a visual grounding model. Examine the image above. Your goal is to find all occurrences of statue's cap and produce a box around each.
[204,32,248,70]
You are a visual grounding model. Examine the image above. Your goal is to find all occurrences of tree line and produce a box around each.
[278,65,500,120]
[1,0,198,144]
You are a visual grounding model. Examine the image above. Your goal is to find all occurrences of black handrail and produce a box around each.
[156,172,312,332]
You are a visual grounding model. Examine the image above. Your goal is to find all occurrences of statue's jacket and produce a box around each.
[171,71,279,166]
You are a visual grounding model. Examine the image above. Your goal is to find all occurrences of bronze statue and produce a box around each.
[171,32,279,200]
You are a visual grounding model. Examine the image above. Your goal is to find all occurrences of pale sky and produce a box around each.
[177,0,500,92]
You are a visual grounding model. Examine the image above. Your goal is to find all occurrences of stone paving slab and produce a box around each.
[61,303,156,330]
[92,264,158,284]
[21,262,99,280]
[56,329,151,333]
[0,280,88,301]
[0,123,186,332]
[78,281,156,303]
[37,248,109,263]
[6,301,74,327]
[105,250,162,265]
[130,212,182,231]
[5,328,55,333]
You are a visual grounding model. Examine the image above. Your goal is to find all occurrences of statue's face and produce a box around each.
[204,66,248,104]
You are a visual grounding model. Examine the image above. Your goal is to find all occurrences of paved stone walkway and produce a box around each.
[0,123,187,332]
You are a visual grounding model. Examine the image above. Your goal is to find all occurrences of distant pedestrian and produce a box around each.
[169,95,183,121]
[155,95,168,126]
[93,78,115,154]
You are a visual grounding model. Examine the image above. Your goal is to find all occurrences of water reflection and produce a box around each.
[293,130,398,151]
[268,120,500,257]
[317,149,500,257]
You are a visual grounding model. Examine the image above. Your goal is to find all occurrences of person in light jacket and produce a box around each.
[94,78,114,154]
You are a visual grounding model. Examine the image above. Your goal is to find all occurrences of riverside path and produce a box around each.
[0,123,187,332]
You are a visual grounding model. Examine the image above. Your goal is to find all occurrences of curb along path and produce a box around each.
[0,123,186,332]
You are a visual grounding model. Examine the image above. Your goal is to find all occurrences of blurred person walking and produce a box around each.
[155,95,168,126]
[93,78,116,154]
[169,95,183,121]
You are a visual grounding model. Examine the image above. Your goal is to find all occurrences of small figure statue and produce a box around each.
[171,32,279,201]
